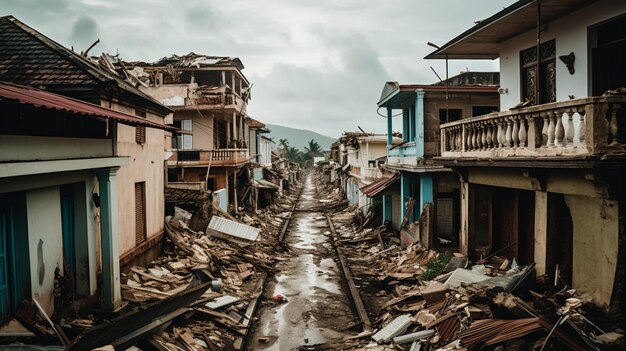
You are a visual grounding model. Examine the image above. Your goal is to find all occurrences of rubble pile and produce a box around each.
[314,181,625,351]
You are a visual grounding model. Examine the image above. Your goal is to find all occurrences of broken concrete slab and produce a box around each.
[371,314,412,344]
[206,216,260,242]
[443,268,490,287]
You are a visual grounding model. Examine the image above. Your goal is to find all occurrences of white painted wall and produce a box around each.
[498,0,626,109]
[26,187,63,316]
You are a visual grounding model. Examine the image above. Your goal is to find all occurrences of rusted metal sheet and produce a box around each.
[207,216,260,242]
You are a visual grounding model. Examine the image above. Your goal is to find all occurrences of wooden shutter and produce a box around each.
[135,126,146,144]
[135,182,146,245]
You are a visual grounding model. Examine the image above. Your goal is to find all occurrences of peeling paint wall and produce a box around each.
[26,187,63,316]
[103,100,166,256]
[565,195,618,308]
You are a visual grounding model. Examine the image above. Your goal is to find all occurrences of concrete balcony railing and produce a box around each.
[167,148,250,167]
[387,142,419,167]
[440,95,626,160]
[185,86,245,112]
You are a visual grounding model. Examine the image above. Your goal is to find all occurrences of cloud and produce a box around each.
[1,0,511,137]
[69,16,99,52]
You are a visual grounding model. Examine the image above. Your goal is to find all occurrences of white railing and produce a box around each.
[440,95,626,158]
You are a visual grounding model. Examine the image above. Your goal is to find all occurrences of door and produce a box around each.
[392,195,401,231]
[0,205,10,323]
[60,186,76,285]
[520,40,556,105]
[436,198,454,238]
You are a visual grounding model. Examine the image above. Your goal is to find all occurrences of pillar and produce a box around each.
[387,107,393,150]
[221,71,226,86]
[382,194,392,224]
[460,181,470,255]
[416,90,425,157]
[534,190,548,276]
[419,175,433,213]
[402,109,409,142]
[409,105,416,142]
[400,173,410,224]
[232,112,237,143]
[95,167,121,311]
[233,169,238,213]
[231,72,236,91]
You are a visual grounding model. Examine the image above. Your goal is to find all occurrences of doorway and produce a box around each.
[547,193,573,286]
[591,15,626,96]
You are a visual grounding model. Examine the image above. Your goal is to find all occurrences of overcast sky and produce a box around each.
[3,0,513,137]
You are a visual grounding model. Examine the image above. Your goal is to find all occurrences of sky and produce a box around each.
[3,0,514,138]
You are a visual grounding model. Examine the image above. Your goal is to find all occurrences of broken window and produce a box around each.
[439,109,462,123]
[135,182,147,245]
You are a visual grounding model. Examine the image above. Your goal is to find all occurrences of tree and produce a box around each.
[285,146,303,163]
[303,139,322,159]
[278,138,290,158]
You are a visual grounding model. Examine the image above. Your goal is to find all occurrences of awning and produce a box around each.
[360,173,399,198]
[0,82,175,131]
[424,0,596,60]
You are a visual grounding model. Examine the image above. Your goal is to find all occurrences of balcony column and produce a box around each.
[239,114,244,144]
[386,106,393,155]
[409,105,416,142]
[419,175,433,215]
[534,190,548,276]
[232,112,237,144]
[459,180,469,256]
[415,90,425,157]
[94,167,122,311]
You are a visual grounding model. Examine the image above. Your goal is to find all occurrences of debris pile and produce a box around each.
[313,180,625,351]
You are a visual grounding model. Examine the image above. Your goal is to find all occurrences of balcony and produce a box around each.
[185,86,245,113]
[387,142,419,167]
[439,95,626,164]
[167,148,250,167]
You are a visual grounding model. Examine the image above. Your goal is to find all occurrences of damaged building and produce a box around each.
[426,0,626,310]
[126,53,255,211]
[376,71,500,245]
[0,15,174,318]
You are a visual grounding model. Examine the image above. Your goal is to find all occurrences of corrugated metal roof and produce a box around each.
[361,173,400,198]
[0,82,174,131]
[207,216,260,242]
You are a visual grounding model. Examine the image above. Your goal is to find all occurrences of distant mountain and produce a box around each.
[265,124,336,151]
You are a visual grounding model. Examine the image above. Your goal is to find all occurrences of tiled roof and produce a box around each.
[0,16,170,114]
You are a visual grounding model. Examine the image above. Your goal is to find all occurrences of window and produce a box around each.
[520,40,556,105]
[439,109,462,123]
[135,126,146,144]
[173,120,193,149]
[135,182,146,245]
[472,106,499,117]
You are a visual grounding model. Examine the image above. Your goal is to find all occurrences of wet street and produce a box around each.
[247,174,356,351]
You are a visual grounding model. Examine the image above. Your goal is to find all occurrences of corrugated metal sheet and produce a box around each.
[207,216,260,242]
[361,173,399,197]
[0,83,173,130]
[372,314,413,344]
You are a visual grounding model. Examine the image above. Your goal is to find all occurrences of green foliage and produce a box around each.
[266,124,335,151]
[422,252,452,281]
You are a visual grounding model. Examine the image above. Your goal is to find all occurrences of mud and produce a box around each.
[246,174,356,351]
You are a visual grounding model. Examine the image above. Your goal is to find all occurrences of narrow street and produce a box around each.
[247,174,356,350]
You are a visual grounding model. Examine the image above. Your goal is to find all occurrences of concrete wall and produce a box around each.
[0,135,113,161]
[172,110,214,150]
[423,93,499,157]
[498,0,626,109]
[26,187,63,316]
[565,195,618,309]
[103,100,166,256]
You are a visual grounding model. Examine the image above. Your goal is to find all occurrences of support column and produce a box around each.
[95,167,121,311]
[409,105,416,142]
[400,173,410,224]
[419,175,433,214]
[460,181,470,255]
[239,115,244,145]
[232,112,237,144]
[416,90,425,157]
[221,71,226,85]
[231,72,236,91]
[382,194,392,224]
[387,107,393,153]
[534,190,548,276]
[233,169,238,213]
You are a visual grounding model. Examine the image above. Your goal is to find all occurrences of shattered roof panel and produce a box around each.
[0,16,171,114]
[207,216,260,242]
[149,53,245,70]
[361,173,399,198]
